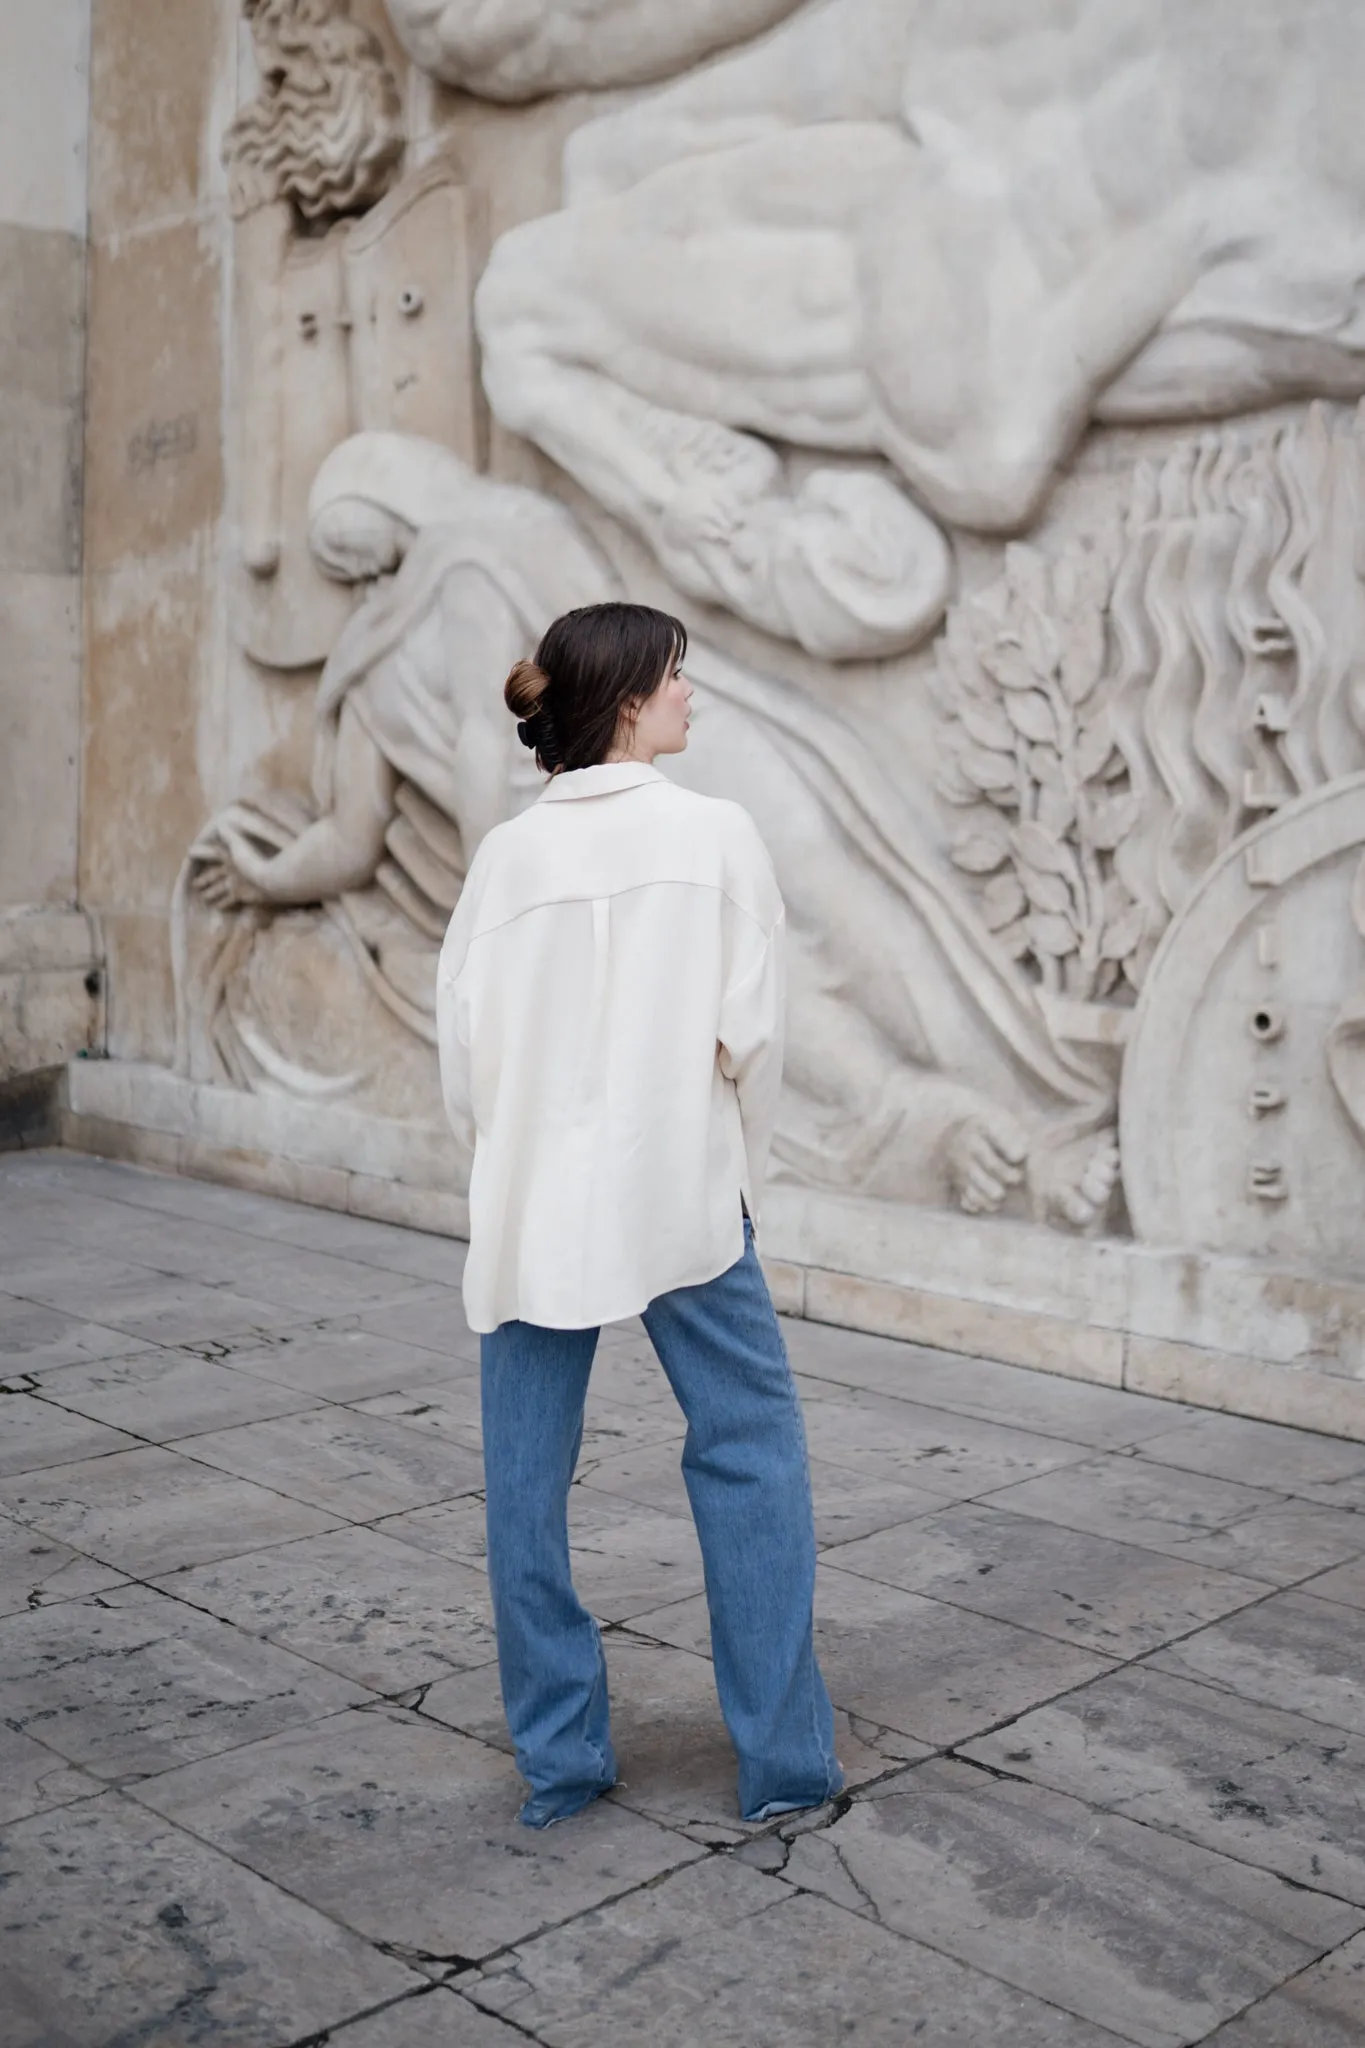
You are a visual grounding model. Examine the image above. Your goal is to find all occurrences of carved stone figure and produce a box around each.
[474,0,1365,654]
[180,434,1117,1224]
[383,0,804,99]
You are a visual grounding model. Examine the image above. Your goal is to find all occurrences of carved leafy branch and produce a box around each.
[936,539,1149,1000]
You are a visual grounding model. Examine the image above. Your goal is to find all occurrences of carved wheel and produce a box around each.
[1120,773,1365,1273]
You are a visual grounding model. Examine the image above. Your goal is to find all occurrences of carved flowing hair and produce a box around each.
[225,0,404,224]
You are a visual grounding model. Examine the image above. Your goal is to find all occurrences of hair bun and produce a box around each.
[504,657,550,721]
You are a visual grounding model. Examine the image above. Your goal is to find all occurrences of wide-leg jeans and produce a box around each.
[480,1222,842,1827]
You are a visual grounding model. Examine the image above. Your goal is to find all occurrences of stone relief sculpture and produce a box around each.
[473,0,1365,656]
[225,0,478,670]
[171,0,1365,1280]
[384,0,804,98]
[179,433,1119,1227]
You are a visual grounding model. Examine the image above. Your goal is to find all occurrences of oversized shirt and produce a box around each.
[436,761,785,1333]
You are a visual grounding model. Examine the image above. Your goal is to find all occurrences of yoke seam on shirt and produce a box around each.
[457,876,777,951]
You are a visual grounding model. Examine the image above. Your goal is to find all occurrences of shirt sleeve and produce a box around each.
[718,902,786,1222]
[435,883,478,1157]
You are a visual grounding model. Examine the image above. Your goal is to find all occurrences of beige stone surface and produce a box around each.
[0,222,85,577]
[0,0,90,236]
[805,1268,1126,1388]
[87,0,225,240]
[80,555,210,915]
[0,573,82,904]
[83,219,223,571]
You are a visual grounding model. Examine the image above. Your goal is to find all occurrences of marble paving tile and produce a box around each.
[423,1633,921,1834]
[799,1386,1094,1501]
[1302,1553,1365,1611]
[963,1664,1365,1906]
[0,1790,420,2048]
[465,1855,1127,2047]
[2,1258,314,1349]
[631,1563,1113,1746]
[823,1502,1268,1657]
[1135,1411,1365,1510]
[0,1444,340,1575]
[176,1408,485,1520]
[0,1584,367,1780]
[29,1348,319,1440]
[212,1324,475,1401]
[0,1512,127,1617]
[351,1382,484,1446]
[354,1286,483,1363]
[987,1454,1365,1583]
[329,1988,531,2047]
[228,1247,439,1318]
[782,1320,1189,1447]
[579,1437,945,1542]
[786,1759,1363,2048]
[136,1704,704,1959]
[1151,1590,1365,1735]
[565,1492,704,1623]
[154,1526,497,1692]
[379,1495,488,1569]
[0,1291,145,1373]
[0,1390,138,1475]
[1201,1930,1365,2047]
[585,1339,677,1407]
[0,1720,100,1826]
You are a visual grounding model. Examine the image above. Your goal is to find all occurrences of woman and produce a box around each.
[436,601,842,1828]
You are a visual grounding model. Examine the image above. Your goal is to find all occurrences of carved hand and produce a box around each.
[943,1107,1028,1215]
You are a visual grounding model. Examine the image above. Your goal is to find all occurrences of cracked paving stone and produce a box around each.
[0,1512,126,1618]
[0,1444,340,1576]
[822,1500,1269,1658]
[1149,1590,1365,1735]
[578,1437,945,1542]
[24,1347,321,1441]
[0,1391,138,1477]
[0,1583,367,1780]
[420,1632,923,1833]
[0,1257,320,1350]
[1304,1553,1365,1611]
[794,1386,1096,1500]
[786,1757,1362,2048]
[961,1663,1365,1905]
[152,1525,497,1692]
[1200,1927,1365,2046]
[170,1407,485,1520]
[352,1286,484,1363]
[326,1985,531,2045]
[0,1291,146,1373]
[0,1790,420,2048]
[632,1563,1113,1747]
[985,1454,1365,1583]
[464,1853,1129,2046]
[134,1704,705,1959]
[0,1720,101,1826]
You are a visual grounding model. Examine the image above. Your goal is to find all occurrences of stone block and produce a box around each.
[1127,1335,1365,1445]
[0,1792,419,2048]
[0,572,82,901]
[136,1704,704,1959]
[87,0,224,239]
[804,1267,1125,1386]
[83,220,223,569]
[0,1,91,237]
[0,224,85,574]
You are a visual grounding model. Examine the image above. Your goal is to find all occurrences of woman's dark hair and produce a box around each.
[505,602,687,774]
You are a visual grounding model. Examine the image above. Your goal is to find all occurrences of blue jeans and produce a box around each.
[480,1223,842,1827]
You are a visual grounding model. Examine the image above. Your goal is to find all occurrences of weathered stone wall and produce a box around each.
[0,1,100,1076]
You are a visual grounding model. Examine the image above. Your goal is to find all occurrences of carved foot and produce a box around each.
[943,1106,1029,1215]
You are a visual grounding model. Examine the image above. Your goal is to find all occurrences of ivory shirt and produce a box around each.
[436,761,785,1333]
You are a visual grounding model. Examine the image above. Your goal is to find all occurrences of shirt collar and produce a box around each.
[538,762,666,803]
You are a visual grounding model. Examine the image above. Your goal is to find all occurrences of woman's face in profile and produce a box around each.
[627,656,693,761]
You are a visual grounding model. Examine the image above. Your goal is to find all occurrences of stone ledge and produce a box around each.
[57,1060,1365,1440]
